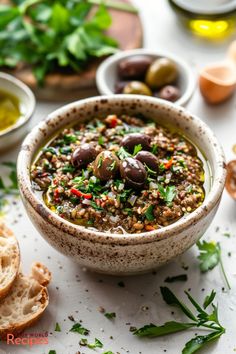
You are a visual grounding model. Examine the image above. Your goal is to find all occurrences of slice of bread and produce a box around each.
[0,262,51,339]
[0,222,20,299]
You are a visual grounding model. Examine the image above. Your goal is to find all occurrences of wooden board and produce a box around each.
[7,0,143,102]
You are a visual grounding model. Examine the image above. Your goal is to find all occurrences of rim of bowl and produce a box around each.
[96,49,196,107]
[0,72,36,137]
[18,95,226,245]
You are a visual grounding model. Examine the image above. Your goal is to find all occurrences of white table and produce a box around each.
[1,1,236,353]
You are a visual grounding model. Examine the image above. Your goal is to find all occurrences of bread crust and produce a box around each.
[0,263,51,340]
[0,222,20,299]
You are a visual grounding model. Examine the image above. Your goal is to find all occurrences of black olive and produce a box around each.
[135,151,159,172]
[157,85,181,102]
[120,157,147,188]
[72,143,97,168]
[121,133,151,153]
[93,151,119,181]
[118,55,153,80]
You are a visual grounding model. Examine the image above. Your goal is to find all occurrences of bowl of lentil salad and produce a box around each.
[18,95,226,275]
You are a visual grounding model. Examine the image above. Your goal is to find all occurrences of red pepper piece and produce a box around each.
[164,158,173,169]
[71,188,92,199]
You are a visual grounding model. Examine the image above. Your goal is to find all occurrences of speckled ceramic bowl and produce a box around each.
[17,95,226,275]
[0,72,35,152]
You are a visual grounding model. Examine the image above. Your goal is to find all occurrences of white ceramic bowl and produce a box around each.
[96,49,196,106]
[0,72,35,152]
[18,95,226,275]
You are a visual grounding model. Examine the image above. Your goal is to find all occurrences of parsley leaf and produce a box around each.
[158,184,176,206]
[104,312,116,319]
[80,337,103,349]
[197,240,231,290]
[145,205,155,221]
[133,287,225,354]
[54,322,61,332]
[70,323,89,335]
[132,144,142,156]
[117,146,131,160]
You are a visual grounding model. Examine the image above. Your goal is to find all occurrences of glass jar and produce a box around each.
[169,0,236,39]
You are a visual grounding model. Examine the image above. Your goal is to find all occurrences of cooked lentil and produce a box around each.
[31,114,205,234]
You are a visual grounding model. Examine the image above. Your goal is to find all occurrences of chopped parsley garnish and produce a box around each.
[59,146,72,155]
[133,287,225,354]
[90,201,104,211]
[104,312,116,319]
[54,322,61,332]
[132,144,142,156]
[196,240,231,290]
[97,156,103,168]
[43,147,57,155]
[145,205,155,221]
[151,144,158,155]
[158,185,176,206]
[117,146,131,159]
[108,160,117,171]
[48,351,56,354]
[62,165,75,173]
[70,323,90,335]
[98,136,104,145]
[164,274,188,283]
[63,134,77,144]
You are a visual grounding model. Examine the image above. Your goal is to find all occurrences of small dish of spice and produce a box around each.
[96,49,196,106]
[0,72,35,152]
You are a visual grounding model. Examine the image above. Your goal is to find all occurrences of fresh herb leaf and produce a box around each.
[103,352,114,354]
[196,240,231,290]
[62,165,75,173]
[70,323,89,336]
[88,338,103,349]
[0,1,118,83]
[145,205,155,221]
[132,144,142,156]
[182,330,224,354]
[164,274,188,283]
[117,146,131,160]
[160,287,196,321]
[97,156,103,168]
[98,136,104,145]
[158,185,176,206]
[90,201,104,211]
[133,287,225,354]
[203,290,216,310]
[43,147,57,155]
[134,322,194,338]
[48,351,56,354]
[196,240,220,272]
[151,143,158,155]
[105,312,116,319]
[54,322,61,332]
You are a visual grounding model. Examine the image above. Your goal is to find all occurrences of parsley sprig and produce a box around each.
[0,0,119,84]
[197,240,231,290]
[134,287,225,354]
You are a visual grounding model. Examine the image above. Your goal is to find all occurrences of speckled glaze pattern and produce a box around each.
[17,95,226,275]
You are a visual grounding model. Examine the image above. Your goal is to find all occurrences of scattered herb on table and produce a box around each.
[0,162,19,213]
[164,274,188,283]
[80,337,103,349]
[222,232,230,238]
[104,312,116,319]
[48,351,56,354]
[133,287,225,354]
[0,0,119,84]
[196,240,231,290]
[70,322,90,335]
[54,322,61,332]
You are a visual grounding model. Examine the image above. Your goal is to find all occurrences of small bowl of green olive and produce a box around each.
[0,72,35,152]
[96,49,195,106]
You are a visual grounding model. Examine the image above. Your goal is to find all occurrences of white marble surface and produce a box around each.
[1,1,236,353]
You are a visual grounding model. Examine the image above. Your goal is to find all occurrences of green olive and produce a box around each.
[145,58,178,89]
[123,81,152,96]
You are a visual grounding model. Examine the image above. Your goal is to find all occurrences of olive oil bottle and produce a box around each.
[169,0,236,39]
